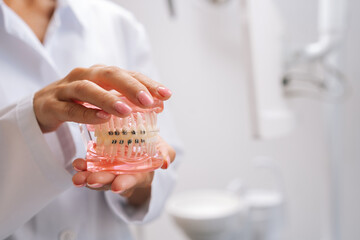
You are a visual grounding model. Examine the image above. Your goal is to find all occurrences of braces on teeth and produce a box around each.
[93,112,159,162]
[81,97,165,174]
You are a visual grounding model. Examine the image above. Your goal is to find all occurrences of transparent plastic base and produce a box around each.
[85,141,164,174]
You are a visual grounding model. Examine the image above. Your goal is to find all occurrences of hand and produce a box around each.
[72,137,176,206]
[34,65,172,133]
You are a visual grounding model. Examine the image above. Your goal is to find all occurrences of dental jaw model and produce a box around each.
[81,97,165,174]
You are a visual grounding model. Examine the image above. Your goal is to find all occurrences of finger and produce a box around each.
[73,158,87,172]
[86,172,116,188]
[158,144,171,169]
[119,189,135,198]
[53,101,112,124]
[129,71,172,100]
[111,173,154,194]
[87,184,112,191]
[57,80,133,117]
[161,156,171,169]
[157,137,176,169]
[72,171,91,187]
[86,67,155,108]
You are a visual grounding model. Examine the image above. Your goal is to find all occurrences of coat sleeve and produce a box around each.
[104,9,183,223]
[0,95,73,239]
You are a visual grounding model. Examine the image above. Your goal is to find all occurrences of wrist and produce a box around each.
[126,186,152,207]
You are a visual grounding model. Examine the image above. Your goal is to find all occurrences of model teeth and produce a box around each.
[93,111,159,161]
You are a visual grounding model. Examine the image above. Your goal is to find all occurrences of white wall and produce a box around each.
[112,0,360,239]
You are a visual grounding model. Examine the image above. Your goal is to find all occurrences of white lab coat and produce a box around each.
[0,0,181,239]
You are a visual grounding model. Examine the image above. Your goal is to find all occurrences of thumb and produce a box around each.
[157,138,172,169]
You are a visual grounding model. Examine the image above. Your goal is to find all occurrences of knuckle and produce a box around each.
[127,80,141,89]
[72,80,92,95]
[102,66,120,77]
[82,108,94,122]
[131,71,159,91]
[129,71,141,79]
[68,67,87,79]
[53,83,67,98]
[99,95,111,108]
[64,104,79,120]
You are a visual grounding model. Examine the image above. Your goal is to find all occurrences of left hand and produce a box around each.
[72,137,176,204]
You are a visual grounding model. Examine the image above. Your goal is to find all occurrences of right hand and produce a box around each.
[34,65,172,133]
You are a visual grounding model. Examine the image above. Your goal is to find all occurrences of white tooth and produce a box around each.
[121,117,130,158]
[112,137,118,159]
[138,137,143,156]
[111,142,116,160]
[114,118,121,157]
[127,115,138,159]
[115,117,121,128]
[154,135,159,156]
[110,117,118,158]
[105,122,110,155]
[151,142,155,156]
[119,139,125,157]
[96,124,102,144]
[142,113,152,155]
[144,112,151,130]
[94,124,100,153]
[104,122,113,157]
[150,138,155,156]
[150,112,156,131]
[134,145,138,158]
[152,111,157,130]
[123,117,129,129]
[98,123,106,156]
[131,113,136,128]
[114,117,121,137]
[146,137,151,156]
[104,143,111,156]
[139,138,144,156]
[136,112,143,125]
[149,139,153,156]
[135,113,144,158]
[147,139,151,156]
[94,124,100,138]
[127,139,133,158]
[133,135,139,158]
[109,116,114,130]
[111,142,117,161]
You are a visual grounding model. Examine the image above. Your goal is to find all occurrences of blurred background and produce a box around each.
[112,0,359,239]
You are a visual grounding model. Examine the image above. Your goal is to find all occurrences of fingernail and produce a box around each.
[73,166,82,172]
[114,101,132,115]
[157,87,172,98]
[137,91,154,107]
[111,189,125,194]
[87,183,103,188]
[74,183,85,188]
[162,156,171,169]
[96,111,110,119]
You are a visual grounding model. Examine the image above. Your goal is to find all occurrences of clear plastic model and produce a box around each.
[80,96,165,174]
